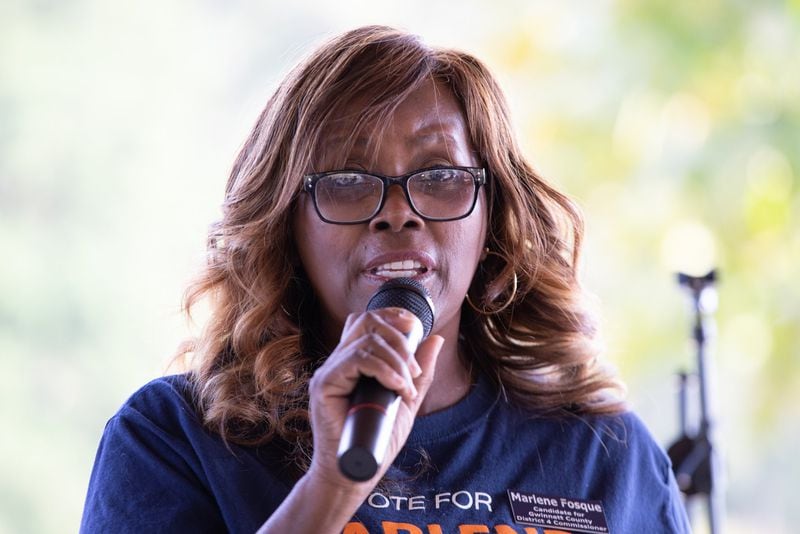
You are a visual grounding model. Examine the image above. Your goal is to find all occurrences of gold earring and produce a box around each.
[465,250,519,315]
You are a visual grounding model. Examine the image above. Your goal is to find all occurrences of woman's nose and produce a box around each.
[369,184,423,232]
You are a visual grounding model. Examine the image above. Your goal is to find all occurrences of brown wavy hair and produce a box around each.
[179,25,625,463]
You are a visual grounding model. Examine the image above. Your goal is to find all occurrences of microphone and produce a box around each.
[337,277,435,482]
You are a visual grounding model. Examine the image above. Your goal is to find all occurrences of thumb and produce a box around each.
[413,334,444,395]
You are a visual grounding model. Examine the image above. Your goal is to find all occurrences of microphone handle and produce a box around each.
[337,377,400,481]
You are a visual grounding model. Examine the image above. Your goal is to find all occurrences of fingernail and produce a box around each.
[410,357,422,377]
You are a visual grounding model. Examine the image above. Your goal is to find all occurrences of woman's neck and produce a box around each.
[417,333,473,416]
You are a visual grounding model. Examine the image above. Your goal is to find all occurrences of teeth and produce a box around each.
[373,259,426,277]
[378,259,423,271]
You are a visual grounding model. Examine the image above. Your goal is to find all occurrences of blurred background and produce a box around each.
[1,0,798,532]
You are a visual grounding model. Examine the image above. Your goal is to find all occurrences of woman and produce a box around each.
[81,26,690,533]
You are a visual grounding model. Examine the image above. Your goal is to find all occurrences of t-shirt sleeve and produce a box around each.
[80,381,226,533]
[622,412,693,533]
[659,449,694,533]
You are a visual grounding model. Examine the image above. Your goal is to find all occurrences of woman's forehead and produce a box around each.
[323,119,467,153]
[314,80,470,164]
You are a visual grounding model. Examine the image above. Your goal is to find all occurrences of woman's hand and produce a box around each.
[306,307,444,491]
[256,308,443,534]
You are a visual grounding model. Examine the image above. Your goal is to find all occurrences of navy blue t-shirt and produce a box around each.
[81,374,691,533]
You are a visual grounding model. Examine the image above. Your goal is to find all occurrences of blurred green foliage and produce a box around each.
[1,1,797,532]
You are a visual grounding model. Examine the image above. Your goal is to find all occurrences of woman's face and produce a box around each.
[293,79,488,346]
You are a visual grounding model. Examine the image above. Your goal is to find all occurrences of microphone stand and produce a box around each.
[667,270,724,533]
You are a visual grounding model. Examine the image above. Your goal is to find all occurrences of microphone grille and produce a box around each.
[366,278,435,337]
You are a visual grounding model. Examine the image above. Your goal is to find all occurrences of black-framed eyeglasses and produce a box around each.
[302,166,487,224]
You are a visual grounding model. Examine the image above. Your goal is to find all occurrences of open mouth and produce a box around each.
[370,259,429,279]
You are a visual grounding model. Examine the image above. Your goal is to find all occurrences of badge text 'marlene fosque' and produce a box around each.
[509,492,604,514]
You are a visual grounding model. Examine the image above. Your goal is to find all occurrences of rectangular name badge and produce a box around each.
[507,490,609,533]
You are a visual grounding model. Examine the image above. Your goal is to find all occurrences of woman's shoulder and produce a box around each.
[576,410,668,459]
[558,409,666,453]
[501,401,671,468]
[546,409,676,489]
[555,409,659,445]
[121,373,194,409]
[117,373,194,414]
[106,374,204,443]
